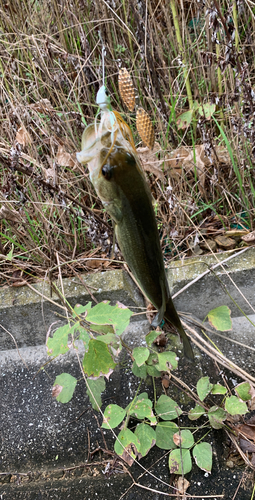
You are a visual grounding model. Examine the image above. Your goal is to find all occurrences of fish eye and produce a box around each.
[102,164,112,180]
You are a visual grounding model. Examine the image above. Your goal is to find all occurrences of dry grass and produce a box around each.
[0,0,255,283]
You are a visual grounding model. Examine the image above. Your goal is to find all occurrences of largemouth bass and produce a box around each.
[77,91,194,361]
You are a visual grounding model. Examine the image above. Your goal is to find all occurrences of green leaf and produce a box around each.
[86,377,105,410]
[102,404,126,429]
[225,396,248,416]
[155,351,178,371]
[156,421,178,449]
[83,339,116,376]
[197,376,213,401]
[90,324,115,335]
[155,395,182,420]
[96,333,119,345]
[193,442,212,472]
[176,110,193,130]
[235,382,252,401]
[146,364,161,377]
[169,449,192,475]
[208,406,227,429]
[132,360,148,379]
[174,430,194,449]
[129,398,156,424]
[114,429,140,463]
[75,326,90,350]
[6,244,14,261]
[135,423,156,457]
[188,404,205,421]
[206,306,232,331]
[211,384,227,395]
[73,302,92,317]
[47,324,71,356]
[53,373,77,403]
[133,347,150,367]
[146,331,161,346]
[86,302,133,335]
[198,102,216,119]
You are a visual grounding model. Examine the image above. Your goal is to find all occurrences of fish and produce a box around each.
[77,88,194,361]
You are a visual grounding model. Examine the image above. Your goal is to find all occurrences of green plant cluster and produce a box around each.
[47,300,251,476]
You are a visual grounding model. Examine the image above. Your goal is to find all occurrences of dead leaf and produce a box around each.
[52,384,63,398]
[176,477,190,495]
[16,124,31,147]
[200,238,217,252]
[0,205,23,223]
[215,235,236,249]
[86,259,102,270]
[165,144,230,191]
[30,99,54,113]
[173,432,182,446]
[137,142,164,180]
[56,145,76,168]
[241,231,255,243]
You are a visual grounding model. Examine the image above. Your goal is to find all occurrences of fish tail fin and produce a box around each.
[165,299,194,362]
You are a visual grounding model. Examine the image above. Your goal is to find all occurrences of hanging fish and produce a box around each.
[77,81,194,361]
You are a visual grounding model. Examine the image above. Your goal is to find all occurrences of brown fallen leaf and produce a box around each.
[30,98,54,113]
[200,238,217,252]
[176,477,190,495]
[16,124,31,147]
[241,231,255,244]
[165,144,230,191]
[0,205,23,223]
[56,145,76,168]
[137,142,164,180]
[215,235,236,249]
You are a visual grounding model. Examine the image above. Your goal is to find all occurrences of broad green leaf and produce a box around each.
[146,331,161,346]
[132,360,148,379]
[86,302,133,335]
[75,325,90,350]
[188,404,205,421]
[156,421,178,449]
[193,442,212,472]
[206,306,232,331]
[173,429,194,449]
[176,110,193,130]
[146,364,161,377]
[198,102,216,119]
[83,339,116,376]
[208,406,227,429]
[96,333,119,345]
[129,399,156,424]
[235,382,252,401]
[72,302,91,317]
[133,347,150,367]
[169,449,192,475]
[114,429,140,464]
[102,404,126,429]
[47,324,71,356]
[155,351,178,371]
[86,377,105,410]
[155,395,182,420]
[197,376,213,401]
[90,324,115,335]
[135,423,156,457]
[211,384,227,395]
[225,396,248,416]
[53,373,77,403]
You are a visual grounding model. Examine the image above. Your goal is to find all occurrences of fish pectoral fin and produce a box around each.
[151,277,167,327]
[151,306,164,327]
